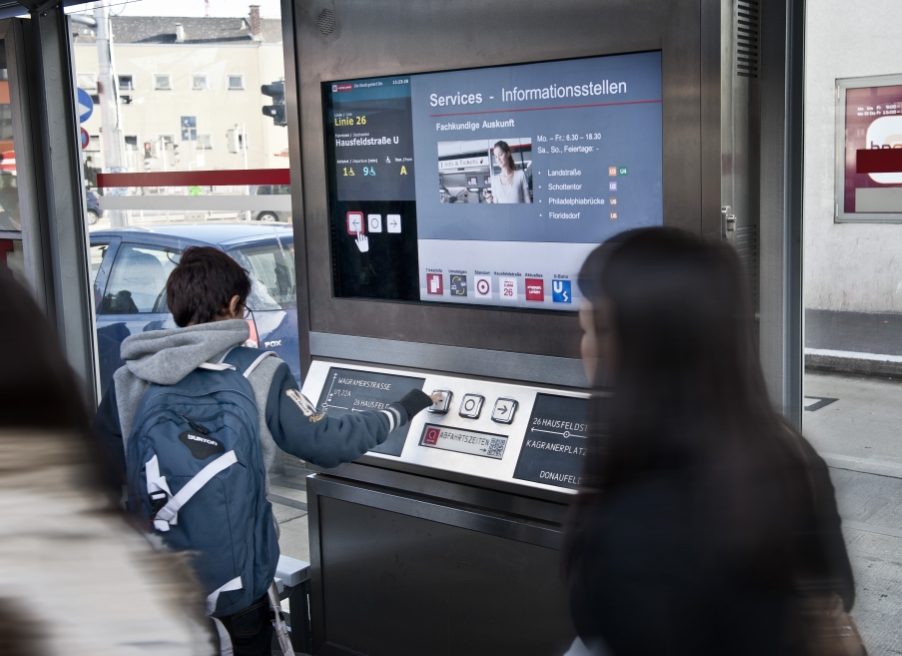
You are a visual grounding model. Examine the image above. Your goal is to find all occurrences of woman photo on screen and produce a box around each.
[562,228,859,656]
[486,140,531,204]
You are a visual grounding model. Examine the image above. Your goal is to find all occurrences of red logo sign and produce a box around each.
[335,83,353,92]
[424,427,441,445]
[525,278,544,301]
[426,273,443,295]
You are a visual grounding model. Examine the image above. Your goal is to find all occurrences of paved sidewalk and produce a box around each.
[804,372,902,655]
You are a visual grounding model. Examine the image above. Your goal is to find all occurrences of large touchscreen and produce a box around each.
[323,52,663,311]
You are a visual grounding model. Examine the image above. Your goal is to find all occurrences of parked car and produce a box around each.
[251,184,291,223]
[86,190,102,225]
[90,224,299,395]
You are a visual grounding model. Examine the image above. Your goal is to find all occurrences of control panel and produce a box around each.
[302,360,590,494]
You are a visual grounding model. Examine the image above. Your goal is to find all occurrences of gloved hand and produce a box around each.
[396,389,434,420]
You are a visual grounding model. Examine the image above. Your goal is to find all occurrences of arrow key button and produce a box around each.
[491,397,518,424]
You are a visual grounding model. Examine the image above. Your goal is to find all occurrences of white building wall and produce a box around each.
[805,0,902,312]
[74,42,288,174]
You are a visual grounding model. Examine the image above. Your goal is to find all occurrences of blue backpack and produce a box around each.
[125,347,279,618]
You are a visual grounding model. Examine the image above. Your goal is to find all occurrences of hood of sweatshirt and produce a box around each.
[120,319,250,385]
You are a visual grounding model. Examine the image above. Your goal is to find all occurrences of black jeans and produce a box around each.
[217,593,273,656]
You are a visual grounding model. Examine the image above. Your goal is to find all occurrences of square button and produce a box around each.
[346,211,363,235]
[491,398,518,424]
[387,214,402,233]
[459,394,484,419]
[428,389,452,414]
[367,214,383,232]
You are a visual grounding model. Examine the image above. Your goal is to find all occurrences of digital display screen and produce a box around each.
[420,424,508,459]
[323,52,663,311]
[513,393,589,489]
[315,367,426,457]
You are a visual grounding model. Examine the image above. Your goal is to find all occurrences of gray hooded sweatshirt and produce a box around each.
[94,319,408,493]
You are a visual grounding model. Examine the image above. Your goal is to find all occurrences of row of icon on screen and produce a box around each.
[608,171,623,218]
[346,211,402,234]
[425,274,572,303]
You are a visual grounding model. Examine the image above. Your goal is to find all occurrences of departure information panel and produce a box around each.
[323,51,663,311]
[420,424,508,459]
[513,393,589,490]
[315,367,425,457]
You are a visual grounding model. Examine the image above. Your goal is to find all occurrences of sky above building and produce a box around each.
[68,0,281,19]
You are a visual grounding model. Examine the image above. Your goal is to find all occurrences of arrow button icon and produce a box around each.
[492,398,518,424]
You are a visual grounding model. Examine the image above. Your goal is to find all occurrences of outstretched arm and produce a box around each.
[264,363,433,468]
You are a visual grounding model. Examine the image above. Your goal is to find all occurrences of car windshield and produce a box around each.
[231,238,296,311]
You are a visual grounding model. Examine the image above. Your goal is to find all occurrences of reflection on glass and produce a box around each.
[69,6,289,230]
[0,42,20,234]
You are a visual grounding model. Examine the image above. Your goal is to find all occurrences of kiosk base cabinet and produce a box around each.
[308,473,576,656]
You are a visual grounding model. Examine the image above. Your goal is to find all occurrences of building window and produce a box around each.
[118,74,134,91]
[180,116,197,142]
[90,94,100,105]
[197,133,213,150]
[192,74,208,91]
[154,74,172,90]
[159,134,175,147]
[86,134,100,152]
[77,73,96,89]
[121,95,133,105]
[124,135,138,150]
[228,75,244,90]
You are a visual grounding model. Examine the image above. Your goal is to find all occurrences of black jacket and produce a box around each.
[567,441,854,656]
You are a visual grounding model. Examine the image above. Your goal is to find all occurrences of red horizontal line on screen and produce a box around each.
[857,149,902,174]
[429,98,663,117]
[97,168,290,188]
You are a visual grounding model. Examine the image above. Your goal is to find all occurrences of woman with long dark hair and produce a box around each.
[564,228,858,655]
[0,265,214,655]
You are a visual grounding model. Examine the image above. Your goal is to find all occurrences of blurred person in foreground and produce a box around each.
[563,228,860,656]
[0,264,214,655]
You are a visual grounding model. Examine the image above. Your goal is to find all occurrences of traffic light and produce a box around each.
[261,80,286,127]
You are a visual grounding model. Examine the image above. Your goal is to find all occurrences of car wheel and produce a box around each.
[256,211,279,222]
[86,210,100,225]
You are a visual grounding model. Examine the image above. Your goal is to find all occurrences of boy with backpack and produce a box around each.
[93,246,433,655]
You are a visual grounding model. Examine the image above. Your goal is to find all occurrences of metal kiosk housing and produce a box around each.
[284,0,764,653]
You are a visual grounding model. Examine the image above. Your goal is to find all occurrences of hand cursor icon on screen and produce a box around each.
[355,229,369,253]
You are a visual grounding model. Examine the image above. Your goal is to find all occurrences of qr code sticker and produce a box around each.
[487,437,506,458]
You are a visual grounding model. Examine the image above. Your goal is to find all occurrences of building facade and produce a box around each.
[73,10,288,178]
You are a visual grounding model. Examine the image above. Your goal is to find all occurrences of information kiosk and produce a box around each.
[287,1,758,654]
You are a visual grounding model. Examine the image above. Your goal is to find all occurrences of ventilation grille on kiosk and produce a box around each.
[736,0,759,78]
[735,224,760,311]
[317,9,336,35]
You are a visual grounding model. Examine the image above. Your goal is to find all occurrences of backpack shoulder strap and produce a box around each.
[221,346,277,379]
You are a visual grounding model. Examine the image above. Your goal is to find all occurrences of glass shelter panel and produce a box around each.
[802,1,902,652]
[0,37,24,287]
[66,1,301,390]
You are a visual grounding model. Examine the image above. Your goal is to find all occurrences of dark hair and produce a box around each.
[0,265,116,492]
[493,140,517,171]
[166,246,251,327]
[567,228,809,584]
